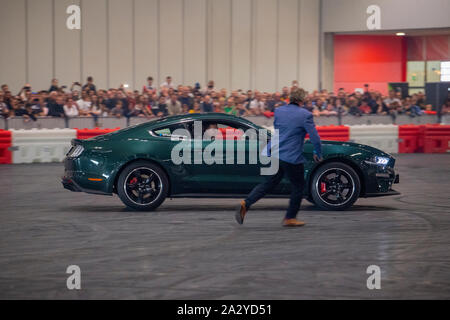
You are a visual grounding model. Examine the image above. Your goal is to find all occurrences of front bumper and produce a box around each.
[362,159,400,196]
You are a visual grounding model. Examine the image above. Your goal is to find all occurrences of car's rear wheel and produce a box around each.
[117,161,169,211]
[310,162,360,210]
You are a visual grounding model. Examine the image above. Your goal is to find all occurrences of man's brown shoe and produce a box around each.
[235,200,247,225]
[283,218,306,227]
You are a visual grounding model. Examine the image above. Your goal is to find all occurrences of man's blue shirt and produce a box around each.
[267,104,322,164]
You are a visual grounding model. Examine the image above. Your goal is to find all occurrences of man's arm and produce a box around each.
[304,113,322,160]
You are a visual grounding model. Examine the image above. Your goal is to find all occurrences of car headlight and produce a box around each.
[374,156,389,165]
[67,145,84,158]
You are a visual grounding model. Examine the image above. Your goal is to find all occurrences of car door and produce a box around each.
[184,119,285,194]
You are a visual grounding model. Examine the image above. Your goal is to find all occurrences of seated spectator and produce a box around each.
[201,95,214,113]
[321,103,338,116]
[63,98,79,118]
[167,94,182,115]
[383,90,401,110]
[77,93,92,116]
[104,90,117,110]
[348,98,362,116]
[224,97,237,115]
[189,102,202,114]
[266,92,285,112]
[404,97,423,117]
[47,96,65,117]
[151,96,168,117]
[111,100,125,118]
[27,94,47,117]
[303,99,314,113]
[178,86,194,110]
[0,93,10,118]
[249,93,266,115]
[440,99,450,115]
[280,87,290,102]
[358,99,372,114]
[214,97,226,113]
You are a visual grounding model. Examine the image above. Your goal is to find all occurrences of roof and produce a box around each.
[145,113,258,128]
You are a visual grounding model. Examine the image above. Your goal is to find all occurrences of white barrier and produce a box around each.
[11,128,76,163]
[349,124,399,154]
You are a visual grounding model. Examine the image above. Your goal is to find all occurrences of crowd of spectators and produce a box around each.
[1,76,449,124]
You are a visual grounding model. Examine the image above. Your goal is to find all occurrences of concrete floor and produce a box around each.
[0,154,449,299]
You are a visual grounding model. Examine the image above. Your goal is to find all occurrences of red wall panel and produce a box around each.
[334,35,407,95]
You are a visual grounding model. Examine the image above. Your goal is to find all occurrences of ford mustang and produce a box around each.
[62,113,399,211]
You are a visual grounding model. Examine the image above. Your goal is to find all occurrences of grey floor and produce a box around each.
[0,154,449,299]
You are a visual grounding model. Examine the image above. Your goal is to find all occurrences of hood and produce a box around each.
[321,140,392,157]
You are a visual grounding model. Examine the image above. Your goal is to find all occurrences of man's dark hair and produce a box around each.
[87,76,93,82]
[147,76,153,81]
[289,88,306,105]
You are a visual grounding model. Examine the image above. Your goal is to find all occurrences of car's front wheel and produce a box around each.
[310,162,360,210]
[117,161,169,211]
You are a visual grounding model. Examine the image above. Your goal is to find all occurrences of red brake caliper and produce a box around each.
[130,177,138,185]
[320,182,327,194]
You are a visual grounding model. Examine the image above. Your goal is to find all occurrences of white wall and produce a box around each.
[322,0,450,33]
[0,0,320,93]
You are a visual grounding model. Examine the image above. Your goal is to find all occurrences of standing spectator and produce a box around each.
[49,79,60,92]
[1,84,9,94]
[82,76,96,92]
[202,80,215,95]
[160,76,175,90]
[143,76,154,94]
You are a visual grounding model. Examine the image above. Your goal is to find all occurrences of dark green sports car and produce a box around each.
[62,113,399,211]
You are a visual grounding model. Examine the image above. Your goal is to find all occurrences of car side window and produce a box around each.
[151,123,190,139]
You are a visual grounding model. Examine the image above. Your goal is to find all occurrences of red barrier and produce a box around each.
[316,125,350,141]
[0,130,12,164]
[76,127,120,140]
[218,128,244,140]
[422,124,450,153]
[399,125,423,153]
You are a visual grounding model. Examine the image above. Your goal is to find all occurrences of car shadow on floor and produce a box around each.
[62,203,398,214]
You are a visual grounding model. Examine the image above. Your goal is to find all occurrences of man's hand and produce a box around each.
[313,154,323,163]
